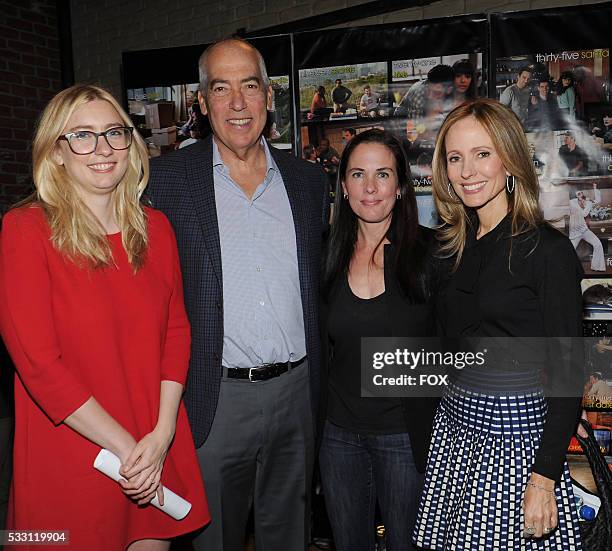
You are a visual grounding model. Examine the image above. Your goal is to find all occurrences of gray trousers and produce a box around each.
[193,361,313,551]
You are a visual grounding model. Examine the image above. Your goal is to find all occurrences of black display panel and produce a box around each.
[292,16,487,208]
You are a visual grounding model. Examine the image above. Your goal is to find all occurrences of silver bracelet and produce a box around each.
[526,481,554,494]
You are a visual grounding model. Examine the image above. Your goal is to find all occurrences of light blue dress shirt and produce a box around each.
[212,138,307,368]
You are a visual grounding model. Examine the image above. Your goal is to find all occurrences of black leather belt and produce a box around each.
[224,357,306,382]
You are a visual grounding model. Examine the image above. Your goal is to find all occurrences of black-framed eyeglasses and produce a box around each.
[58,126,134,155]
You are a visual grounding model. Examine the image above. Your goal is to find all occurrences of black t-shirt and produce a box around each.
[320,232,439,470]
[331,85,351,104]
[327,275,407,433]
[559,144,587,174]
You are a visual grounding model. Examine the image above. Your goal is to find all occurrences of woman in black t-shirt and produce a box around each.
[319,129,437,551]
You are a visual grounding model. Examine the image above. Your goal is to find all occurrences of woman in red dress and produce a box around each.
[0,84,209,550]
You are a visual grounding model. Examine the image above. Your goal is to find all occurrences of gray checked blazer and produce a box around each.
[148,135,329,448]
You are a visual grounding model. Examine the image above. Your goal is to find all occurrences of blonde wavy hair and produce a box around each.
[28,84,149,269]
[432,98,542,267]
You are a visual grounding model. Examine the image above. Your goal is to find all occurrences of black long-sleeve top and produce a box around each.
[438,215,584,481]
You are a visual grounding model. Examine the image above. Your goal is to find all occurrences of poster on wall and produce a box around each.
[293,17,488,198]
[583,279,612,320]
[495,48,610,183]
[298,62,390,123]
[492,5,612,274]
[569,320,612,468]
[268,75,292,149]
[492,3,612,472]
[495,47,611,257]
[538,175,612,275]
[391,52,484,194]
[122,35,294,156]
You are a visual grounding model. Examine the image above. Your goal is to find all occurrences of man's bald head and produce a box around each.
[198,38,269,96]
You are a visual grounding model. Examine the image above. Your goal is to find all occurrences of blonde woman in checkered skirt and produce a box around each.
[413,99,583,550]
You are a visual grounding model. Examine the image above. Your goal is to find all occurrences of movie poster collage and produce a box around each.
[126,75,292,154]
[298,53,483,225]
[499,47,612,464]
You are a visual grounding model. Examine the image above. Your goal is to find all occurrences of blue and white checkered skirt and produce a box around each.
[413,384,582,550]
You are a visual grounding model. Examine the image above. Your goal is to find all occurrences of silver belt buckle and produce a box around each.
[248,365,266,382]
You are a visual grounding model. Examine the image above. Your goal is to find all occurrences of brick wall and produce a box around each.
[0,0,62,213]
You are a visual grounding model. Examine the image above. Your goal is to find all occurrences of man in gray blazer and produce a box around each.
[148,38,328,550]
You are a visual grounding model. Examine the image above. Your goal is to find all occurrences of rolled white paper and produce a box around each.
[93,448,192,520]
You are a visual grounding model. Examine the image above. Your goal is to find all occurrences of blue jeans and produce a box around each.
[318,421,423,551]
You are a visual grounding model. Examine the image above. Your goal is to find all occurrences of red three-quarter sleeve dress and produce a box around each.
[0,205,209,550]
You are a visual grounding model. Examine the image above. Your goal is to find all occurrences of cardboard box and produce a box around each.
[145,102,174,129]
[151,126,177,147]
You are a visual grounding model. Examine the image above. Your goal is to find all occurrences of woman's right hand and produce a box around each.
[523,474,558,538]
[118,426,174,505]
